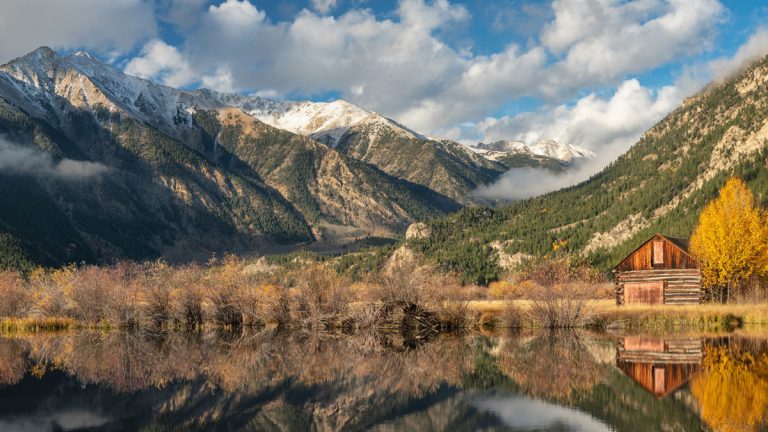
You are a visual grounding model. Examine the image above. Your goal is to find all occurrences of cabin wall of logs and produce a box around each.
[615,234,704,305]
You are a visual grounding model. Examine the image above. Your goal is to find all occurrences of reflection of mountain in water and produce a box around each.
[0,330,765,431]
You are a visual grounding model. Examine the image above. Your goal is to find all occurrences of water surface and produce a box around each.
[0,329,765,431]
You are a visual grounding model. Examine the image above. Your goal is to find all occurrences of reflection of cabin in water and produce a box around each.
[614,233,704,305]
[616,336,703,398]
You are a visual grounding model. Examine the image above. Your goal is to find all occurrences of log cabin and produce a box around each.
[614,233,704,305]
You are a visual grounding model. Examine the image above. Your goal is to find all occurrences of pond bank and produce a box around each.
[6,300,768,334]
[469,299,768,331]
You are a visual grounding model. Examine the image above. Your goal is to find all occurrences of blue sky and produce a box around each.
[1,0,767,161]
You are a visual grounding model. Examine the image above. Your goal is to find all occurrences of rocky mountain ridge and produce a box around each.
[0,47,457,267]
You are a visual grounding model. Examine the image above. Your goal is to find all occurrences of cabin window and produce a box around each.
[653,240,664,265]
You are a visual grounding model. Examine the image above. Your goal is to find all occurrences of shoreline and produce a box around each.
[5,300,768,334]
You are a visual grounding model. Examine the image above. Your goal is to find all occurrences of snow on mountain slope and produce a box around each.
[0,47,199,139]
[470,139,594,163]
[194,90,425,147]
[0,47,589,173]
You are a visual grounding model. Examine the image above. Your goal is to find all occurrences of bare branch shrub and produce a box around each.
[0,271,30,318]
[292,265,350,329]
[518,256,594,328]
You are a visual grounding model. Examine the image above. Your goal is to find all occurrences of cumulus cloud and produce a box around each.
[475,80,682,200]
[311,0,338,15]
[201,67,237,93]
[0,0,156,62]
[540,0,725,95]
[117,0,725,136]
[125,39,196,88]
[708,27,768,79]
[0,138,108,180]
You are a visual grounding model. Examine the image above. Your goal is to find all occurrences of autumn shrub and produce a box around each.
[27,268,68,318]
[292,265,350,329]
[370,261,458,334]
[518,256,594,328]
[141,261,174,327]
[103,262,143,328]
[503,301,523,328]
[0,270,30,318]
[170,266,206,329]
[488,280,516,299]
[204,256,245,328]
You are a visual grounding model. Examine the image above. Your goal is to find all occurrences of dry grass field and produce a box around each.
[468,299,768,330]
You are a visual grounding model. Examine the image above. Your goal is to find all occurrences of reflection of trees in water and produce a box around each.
[0,330,479,430]
[496,330,606,400]
[690,338,768,432]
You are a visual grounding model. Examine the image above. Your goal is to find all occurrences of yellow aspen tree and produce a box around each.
[690,178,768,300]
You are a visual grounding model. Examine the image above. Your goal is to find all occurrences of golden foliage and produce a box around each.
[691,344,768,432]
[691,178,768,295]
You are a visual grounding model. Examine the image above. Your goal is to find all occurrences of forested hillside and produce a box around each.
[410,54,768,281]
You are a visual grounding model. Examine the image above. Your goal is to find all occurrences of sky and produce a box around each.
[1,0,768,197]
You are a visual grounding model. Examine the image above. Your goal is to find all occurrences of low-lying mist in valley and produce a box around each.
[0,136,108,180]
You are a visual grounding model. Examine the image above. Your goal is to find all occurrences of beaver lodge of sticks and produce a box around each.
[614,233,704,305]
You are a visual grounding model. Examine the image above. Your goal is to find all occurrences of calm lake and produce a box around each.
[0,329,765,431]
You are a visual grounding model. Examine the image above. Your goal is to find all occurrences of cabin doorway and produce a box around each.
[624,281,664,305]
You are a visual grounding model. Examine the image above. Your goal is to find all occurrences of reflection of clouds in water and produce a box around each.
[0,410,109,432]
[473,395,612,432]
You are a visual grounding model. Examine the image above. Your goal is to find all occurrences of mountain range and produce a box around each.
[0,46,588,268]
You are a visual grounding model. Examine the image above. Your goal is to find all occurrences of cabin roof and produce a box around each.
[614,233,695,270]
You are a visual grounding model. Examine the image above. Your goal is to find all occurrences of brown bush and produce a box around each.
[27,268,68,318]
[204,256,245,328]
[292,265,350,329]
[170,266,206,328]
[0,271,30,318]
[518,256,594,328]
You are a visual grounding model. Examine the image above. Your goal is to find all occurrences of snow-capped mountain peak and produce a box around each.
[469,139,594,163]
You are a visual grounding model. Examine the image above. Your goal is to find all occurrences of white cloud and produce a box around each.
[311,0,338,15]
[201,67,236,92]
[125,39,196,88]
[158,0,208,29]
[0,0,156,63]
[113,0,726,136]
[708,27,768,79]
[208,0,266,28]
[181,0,470,121]
[0,137,108,180]
[480,79,681,152]
[475,79,682,200]
[541,0,725,95]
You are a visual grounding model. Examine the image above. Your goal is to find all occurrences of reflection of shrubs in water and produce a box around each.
[0,338,26,386]
[0,330,475,403]
[496,331,605,399]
